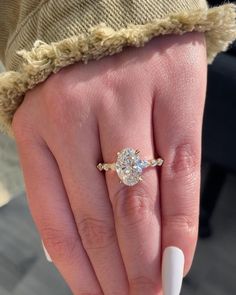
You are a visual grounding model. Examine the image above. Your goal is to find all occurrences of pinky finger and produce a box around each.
[153,33,207,276]
[17,137,102,294]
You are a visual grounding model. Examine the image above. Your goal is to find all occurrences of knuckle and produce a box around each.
[166,143,200,179]
[43,89,73,125]
[114,185,154,227]
[41,226,78,261]
[78,217,116,250]
[168,34,205,81]
[38,75,73,123]
[99,64,123,92]
[96,72,123,113]
[42,83,91,130]
[163,213,198,237]
[130,276,158,293]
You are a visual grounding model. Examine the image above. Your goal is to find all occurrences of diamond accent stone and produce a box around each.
[97,163,103,171]
[150,158,164,167]
[115,148,146,186]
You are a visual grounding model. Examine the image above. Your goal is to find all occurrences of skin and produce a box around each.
[12,32,207,295]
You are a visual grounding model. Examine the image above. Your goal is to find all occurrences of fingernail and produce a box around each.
[42,241,52,262]
[162,246,184,295]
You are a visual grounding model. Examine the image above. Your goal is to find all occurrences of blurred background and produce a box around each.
[0,0,236,294]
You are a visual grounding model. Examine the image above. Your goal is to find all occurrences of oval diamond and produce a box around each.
[115,148,144,186]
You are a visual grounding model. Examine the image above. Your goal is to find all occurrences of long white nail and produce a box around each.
[42,241,52,262]
[162,246,184,295]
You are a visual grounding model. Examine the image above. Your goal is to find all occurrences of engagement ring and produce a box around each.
[97,148,163,186]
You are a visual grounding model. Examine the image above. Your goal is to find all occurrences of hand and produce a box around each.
[12,32,207,295]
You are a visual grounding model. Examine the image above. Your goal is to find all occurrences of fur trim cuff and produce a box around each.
[0,4,236,134]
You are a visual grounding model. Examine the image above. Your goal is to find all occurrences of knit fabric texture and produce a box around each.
[0,0,236,134]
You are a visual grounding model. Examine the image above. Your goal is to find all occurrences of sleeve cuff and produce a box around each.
[0,4,236,135]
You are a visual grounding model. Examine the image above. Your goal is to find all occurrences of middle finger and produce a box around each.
[46,114,129,294]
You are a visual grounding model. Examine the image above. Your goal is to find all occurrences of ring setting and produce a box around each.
[97,148,163,186]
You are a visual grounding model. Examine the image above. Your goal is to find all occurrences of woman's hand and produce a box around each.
[12,32,207,295]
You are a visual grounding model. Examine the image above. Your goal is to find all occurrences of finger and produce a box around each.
[47,115,129,294]
[153,35,207,274]
[16,135,102,294]
[98,90,162,294]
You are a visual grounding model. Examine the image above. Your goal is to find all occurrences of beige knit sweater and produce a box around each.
[0,0,236,134]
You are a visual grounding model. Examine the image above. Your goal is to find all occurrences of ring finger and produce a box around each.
[98,93,162,294]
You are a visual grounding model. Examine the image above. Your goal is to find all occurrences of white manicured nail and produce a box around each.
[42,241,52,262]
[162,246,184,295]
